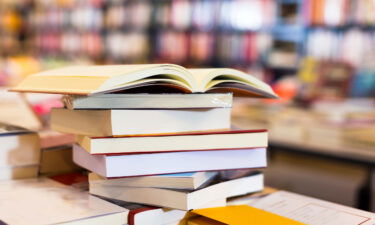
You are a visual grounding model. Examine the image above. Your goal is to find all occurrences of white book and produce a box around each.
[90,173,264,210]
[51,107,230,136]
[0,178,128,225]
[73,144,267,178]
[89,171,218,190]
[0,123,40,167]
[63,93,233,109]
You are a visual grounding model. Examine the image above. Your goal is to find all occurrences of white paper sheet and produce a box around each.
[250,191,375,225]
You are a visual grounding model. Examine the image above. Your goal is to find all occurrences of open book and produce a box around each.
[11,64,277,98]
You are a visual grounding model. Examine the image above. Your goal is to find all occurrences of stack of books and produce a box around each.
[12,64,277,224]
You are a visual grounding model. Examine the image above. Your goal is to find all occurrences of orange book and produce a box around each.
[189,205,305,225]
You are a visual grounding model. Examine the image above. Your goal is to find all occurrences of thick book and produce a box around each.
[0,178,128,225]
[77,129,268,154]
[73,144,267,178]
[90,173,264,210]
[89,171,218,190]
[63,93,233,109]
[0,122,40,167]
[52,107,230,136]
[11,64,277,98]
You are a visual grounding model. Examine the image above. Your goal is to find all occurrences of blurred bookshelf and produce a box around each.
[0,0,375,99]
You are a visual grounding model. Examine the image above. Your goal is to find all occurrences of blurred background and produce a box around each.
[1,0,375,211]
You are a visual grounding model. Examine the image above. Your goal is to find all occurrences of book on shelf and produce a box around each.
[90,173,264,210]
[76,129,268,154]
[11,64,277,98]
[0,122,40,168]
[63,93,233,109]
[73,144,267,178]
[51,107,230,136]
[0,178,128,225]
[89,171,218,190]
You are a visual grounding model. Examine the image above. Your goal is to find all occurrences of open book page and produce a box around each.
[96,64,196,93]
[12,64,196,95]
[32,64,163,77]
[249,191,375,225]
[187,68,277,97]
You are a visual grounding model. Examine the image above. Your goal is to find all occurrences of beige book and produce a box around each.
[0,88,42,131]
[39,146,82,176]
[11,64,277,98]
[76,129,268,154]
[0,165,39,180]
[51,107,231,136]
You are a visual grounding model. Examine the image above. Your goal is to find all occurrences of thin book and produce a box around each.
[63,93,233,109]
[89,172,218,190]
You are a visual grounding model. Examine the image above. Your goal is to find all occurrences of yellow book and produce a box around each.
[189,205,305,225]
[11,64,277,98]
[188,216,226,225]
